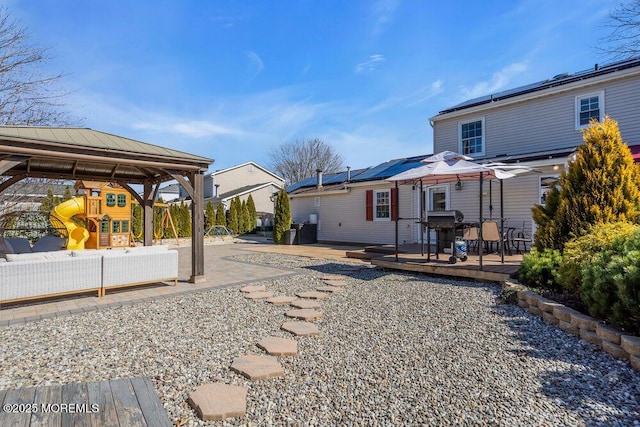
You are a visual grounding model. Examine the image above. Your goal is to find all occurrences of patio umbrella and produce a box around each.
[387,151,515,269]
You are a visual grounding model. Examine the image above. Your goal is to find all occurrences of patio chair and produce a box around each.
[510,221,533,254]
[463,226,479,253]
[481,221,509,254]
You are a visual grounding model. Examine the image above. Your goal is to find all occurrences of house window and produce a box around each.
[576,91,604,129]
[121,220,130,233]
[106,193,116,207]
[117,194,127,207]
[112,220,120,233]
[314,197,320,207]
[100,221,109,233]
[374,190,390,220]
[459,118,484,156]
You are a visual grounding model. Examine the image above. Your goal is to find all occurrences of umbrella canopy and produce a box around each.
[387,156,515,184]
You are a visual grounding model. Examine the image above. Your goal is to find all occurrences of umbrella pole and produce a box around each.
[489,179,493,220]
[500,179,505,264]
[479,173,484,270]
[395,181,399,263]
[420,181,424,256]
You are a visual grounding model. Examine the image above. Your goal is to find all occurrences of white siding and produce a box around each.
[214,164,283,192]
[290,183,418,245]
[434,73,640,156]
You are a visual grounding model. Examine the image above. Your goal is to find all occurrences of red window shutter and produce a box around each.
[365,190,373,221]
[391,187,398,221]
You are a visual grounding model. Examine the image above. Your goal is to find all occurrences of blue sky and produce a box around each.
[6,0,617,174]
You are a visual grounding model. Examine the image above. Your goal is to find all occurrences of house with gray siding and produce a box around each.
[287,156,432,245]
[430,57,640,238]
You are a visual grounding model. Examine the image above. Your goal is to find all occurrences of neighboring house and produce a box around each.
[430,56,640,237]
[0,181,71,212]
[287,156,432,245]
[198,162,285,226]
[156,183,180,203]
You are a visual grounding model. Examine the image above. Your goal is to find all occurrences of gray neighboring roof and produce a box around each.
[437,56,640,115]
[210,161,284,183]
[217,182,277,200]
[0,126,213,164]
[159,183,180,193]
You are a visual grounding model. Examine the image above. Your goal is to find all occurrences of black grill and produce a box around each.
[426,210,464,229]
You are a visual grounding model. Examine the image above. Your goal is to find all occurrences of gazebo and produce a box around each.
[0,126,213,283]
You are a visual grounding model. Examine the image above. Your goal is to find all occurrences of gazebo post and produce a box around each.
[143,182,154,246]
[190,171,205,283]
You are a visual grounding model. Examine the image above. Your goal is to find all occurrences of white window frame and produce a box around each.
[458,117,485,157]
[575,90,604,130]
[314,197,321,207]
[373,189,391,221]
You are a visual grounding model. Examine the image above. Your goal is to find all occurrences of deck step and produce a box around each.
[345,250,380,260]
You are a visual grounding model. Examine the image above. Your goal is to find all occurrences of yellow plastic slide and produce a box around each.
[50,196,90,250]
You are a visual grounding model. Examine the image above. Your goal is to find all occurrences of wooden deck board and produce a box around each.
[130,377,172,427]
[0,377,169,427]
[31,385,62,427]
[109,378,148,427]
[86,380,118,427]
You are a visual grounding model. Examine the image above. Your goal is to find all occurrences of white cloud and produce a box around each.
[355,54,386,73]
[133,120,242,138]
[459,62,528,99]
[371,0,400,35]
[246,51,264,80]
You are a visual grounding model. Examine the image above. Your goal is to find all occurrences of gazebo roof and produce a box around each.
[0,126,213,184]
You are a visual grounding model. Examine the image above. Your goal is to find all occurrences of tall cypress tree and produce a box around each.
[273,189,291,244]
[215,203,226,227]
[205,200,216,229]
[247,194,257,233]
[228,197,240,234]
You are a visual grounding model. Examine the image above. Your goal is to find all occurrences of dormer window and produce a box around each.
[576,91,604,129]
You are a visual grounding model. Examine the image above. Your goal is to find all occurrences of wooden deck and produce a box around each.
[0,377,171,427]
[351,244,522,282]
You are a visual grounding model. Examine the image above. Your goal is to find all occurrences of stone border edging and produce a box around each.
[505,281,640,372]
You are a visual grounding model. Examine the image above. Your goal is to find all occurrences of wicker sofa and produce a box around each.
[0,245,178,304]
[0,250,103,304]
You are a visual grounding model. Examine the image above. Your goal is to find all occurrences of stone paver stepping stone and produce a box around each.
[296,291,329,300]
[230,355,284,380]
[240,285,266,293]
[244,291,274,300]
[285,308,323,321]
[317,285,344,293]
[257,336,298,356]
[188,382,247,421]
[281,321,321,336]
[266,296,298,305]
[290,299,321,309]
[323,279,347,287]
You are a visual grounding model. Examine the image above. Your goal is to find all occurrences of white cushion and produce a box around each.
[125,245,169,254]
[6,251,72,262]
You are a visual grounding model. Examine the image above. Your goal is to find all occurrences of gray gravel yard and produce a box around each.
[1,253,639,426]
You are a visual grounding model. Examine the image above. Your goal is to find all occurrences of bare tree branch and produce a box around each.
[269,138,344,185]
[0,6,77,126]
[598,1,640,60]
